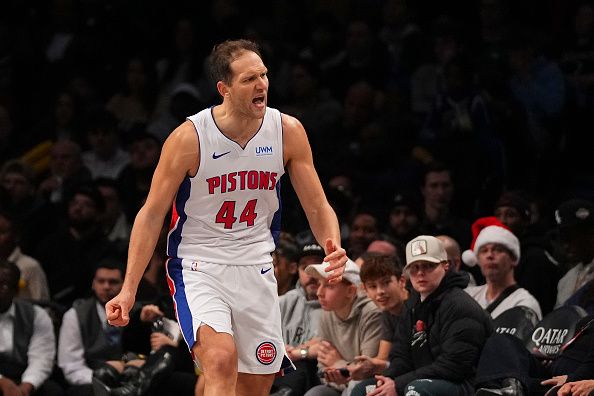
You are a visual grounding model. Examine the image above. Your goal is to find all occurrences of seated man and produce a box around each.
[58,258,182,396]
[475,314,594,395]
[273,238,299,297]
[304,260,383,395]
[353,235,493,396]
[436,234,476,286]
[0,259,63,396]
[271,242,325,396]
[350,254,409,380]
[554,199,594,309]
[463,217,542,320]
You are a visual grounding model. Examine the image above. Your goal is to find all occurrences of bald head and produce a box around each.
[437,235,461,271]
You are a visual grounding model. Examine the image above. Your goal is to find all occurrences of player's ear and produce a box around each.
[217,81,229,98]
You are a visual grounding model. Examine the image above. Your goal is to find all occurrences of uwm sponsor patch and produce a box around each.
[256,341,277,365]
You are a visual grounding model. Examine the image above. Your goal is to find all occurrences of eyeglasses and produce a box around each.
[407,261,441,275]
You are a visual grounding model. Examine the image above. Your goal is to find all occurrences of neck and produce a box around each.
[213,104,262,145]
[388,301,404,316]
[388,290,408,315]
[335,297,356,320]
[486,278,516,302]
[420,292,431,301]
[425,204,447,222]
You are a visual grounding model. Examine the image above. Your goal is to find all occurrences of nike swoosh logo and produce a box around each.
[260,267,272,274]
[212,151,231,159]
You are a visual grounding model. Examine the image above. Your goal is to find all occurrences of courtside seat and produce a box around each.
[493,306,539,341]
[524,305,588,359]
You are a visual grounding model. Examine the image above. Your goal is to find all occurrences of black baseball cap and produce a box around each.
[555,199,594,229]
[297,243,326,263]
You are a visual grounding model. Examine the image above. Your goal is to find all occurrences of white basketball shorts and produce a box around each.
[165,258,295,375]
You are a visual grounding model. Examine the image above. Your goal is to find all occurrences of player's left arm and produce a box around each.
[282,114,347,280]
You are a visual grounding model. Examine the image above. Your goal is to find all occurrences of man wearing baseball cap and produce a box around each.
[352,235,492,396]
[303,259,383,395]
[271,242,326,396]
[554,198,594,308]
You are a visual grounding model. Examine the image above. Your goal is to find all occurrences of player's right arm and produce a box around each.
[106,121,199,326]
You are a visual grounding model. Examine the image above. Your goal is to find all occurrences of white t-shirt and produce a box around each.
[465,284,543,320]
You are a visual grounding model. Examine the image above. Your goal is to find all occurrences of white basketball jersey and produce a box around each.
[167,107,285,265]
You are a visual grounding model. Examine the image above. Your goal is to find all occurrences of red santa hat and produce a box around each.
[461,217,521,267]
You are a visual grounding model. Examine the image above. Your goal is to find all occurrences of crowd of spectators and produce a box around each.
[2,0,594,395]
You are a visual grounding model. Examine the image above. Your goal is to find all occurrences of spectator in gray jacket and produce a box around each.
[271,242,325,396]
[304,259,383,395]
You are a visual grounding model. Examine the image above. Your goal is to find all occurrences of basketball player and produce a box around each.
[105,39,347,396]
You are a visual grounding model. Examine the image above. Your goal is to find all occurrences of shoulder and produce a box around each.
[359,298,382,322]
[440,288,488,318]
[279,289,301,305]
[280,113,311,165]
[158,120,200,175]
[511,288,541,305]
[165,120,199,148]
[560,266,580,282]
[465,285,485,298]
[61,307,77,322]
[281,113,308,141]
[13,252,42,270]
[31,304,52,325]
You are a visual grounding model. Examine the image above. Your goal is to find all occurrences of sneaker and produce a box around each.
[476,378,524,396]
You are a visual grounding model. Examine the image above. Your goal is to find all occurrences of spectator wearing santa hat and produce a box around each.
[464,217,542,320]
[494,191,561,316]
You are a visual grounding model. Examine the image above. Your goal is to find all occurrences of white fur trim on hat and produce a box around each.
[472,225,520,263]
[462,249,478,267]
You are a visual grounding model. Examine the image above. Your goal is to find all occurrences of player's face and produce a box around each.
[226,51,269,119]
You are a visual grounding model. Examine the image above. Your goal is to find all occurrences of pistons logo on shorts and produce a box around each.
[255,341,277,365]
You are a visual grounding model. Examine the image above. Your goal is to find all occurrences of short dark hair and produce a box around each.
[275,239,298,262]
[95,256,125,278]
[68,183,106,212]
[421,161,451,186]
[360,254,403,284]
[0,259,21,291]
[208,39,262,85]
[0,160,36,184]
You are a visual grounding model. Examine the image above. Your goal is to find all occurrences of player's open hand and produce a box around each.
[105,290,135,327]
[323,238,347,283]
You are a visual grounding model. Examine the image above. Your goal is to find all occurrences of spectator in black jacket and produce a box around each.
[475,315,594,395]
[352,235,492,396]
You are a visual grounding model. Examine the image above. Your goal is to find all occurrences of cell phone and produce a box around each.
[339,367,350,377]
